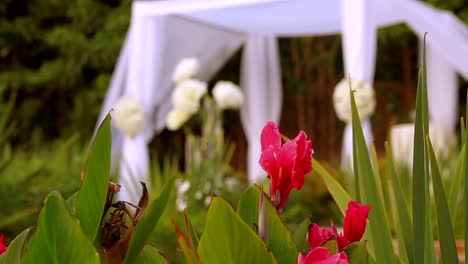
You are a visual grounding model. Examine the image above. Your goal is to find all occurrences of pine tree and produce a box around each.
[0,0,130,144]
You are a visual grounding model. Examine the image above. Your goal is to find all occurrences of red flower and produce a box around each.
[297,247,348,264]
[259,121,313,210]
[308,223,334,250]
[0,234,7,255]
[334,201,371,249]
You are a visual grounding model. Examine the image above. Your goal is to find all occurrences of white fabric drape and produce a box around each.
[240,35,282,182]
[340,0,377,169]
[95,0,468,193]
[118,15,166,202]
[426,44,458,137]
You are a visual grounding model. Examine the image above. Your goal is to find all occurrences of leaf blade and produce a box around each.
[75,114,111,241]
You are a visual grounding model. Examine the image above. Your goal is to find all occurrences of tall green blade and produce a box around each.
[464,90,468,264]
[448,144,465,224]
[412,35,433,264]
[75,114,111,241]
[123,178,175,264]
[314,159,352,214]
[427,137,459,263]
[350,88,396,264]
[461,117,466,146]
[385,142,414,264]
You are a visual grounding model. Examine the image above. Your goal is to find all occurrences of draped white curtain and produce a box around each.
[426,44,458,139]
[340,0,377,169]
[96,0,468,199]
[240,35,282,183]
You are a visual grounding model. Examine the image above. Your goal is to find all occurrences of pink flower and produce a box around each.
[0,234,7,255]
[297,247,348,264]
[259,121,313,210]
[334,201,371,249]
[308,223,334,250]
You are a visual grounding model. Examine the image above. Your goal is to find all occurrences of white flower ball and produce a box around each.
[333,79,376,123]
[172,57,200,84]
[171,79,207,114]
[212,81,244,109]
[112,97,146,138]
[166,109,191,131]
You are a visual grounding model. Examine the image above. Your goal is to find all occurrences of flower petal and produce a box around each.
[343,201,371,243]
[261,121,281,151]
[308,224,334,250]
[259,147,278,180]
[300,247,349,264]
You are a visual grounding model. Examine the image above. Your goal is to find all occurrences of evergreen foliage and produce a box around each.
[0,0,130,143]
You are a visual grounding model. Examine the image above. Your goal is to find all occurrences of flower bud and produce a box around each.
[112,97,146,138]
[212,81,244,109]
[172,57,200,84]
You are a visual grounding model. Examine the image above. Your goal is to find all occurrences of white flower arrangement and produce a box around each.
[172,57,200,84]
[166,109,191,131]
[212,81,244,109]
[171,79,208,114]
[166,57,244,131]
[112,96,146,138]
[333,78,376,123]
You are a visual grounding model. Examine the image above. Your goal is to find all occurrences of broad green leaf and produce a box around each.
[350,88,396,264]
[448,144,465,224]
[23,192,100,264]
[123,177,175,264]
[343,241,371,264]
[198,197,277,264]
[314,158,351,215]
[75,114,111,241]
[294,217,312,252]
[427,137,459,264]
[66,191,78,215]
[0,228,31,264]
[134,245,168,264]
[237,186,297,264]
[385,142,413,264]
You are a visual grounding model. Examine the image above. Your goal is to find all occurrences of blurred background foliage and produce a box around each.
[0,0,466,261]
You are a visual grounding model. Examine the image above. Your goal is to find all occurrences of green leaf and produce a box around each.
[23,192,100,264]
[314,158,351,215]
[465,90,468,264]
[294,217,312,252]
[350,88,396,264]
[448,144,465,224]
[198,197,277,264]
[412,35,435,264]
[134,245,168,264]
[237,186,298,264]
[0,228,31,264]
[385,142,413,264]
[66,191,78,215]
[123,177,175,264]
[184,210,199,250]
[427,137,459,264]
[174,220,201,264]
[343,241,371,264]
[75,114,111,241]
[461,117,465,146]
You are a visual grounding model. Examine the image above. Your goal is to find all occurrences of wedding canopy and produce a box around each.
[97,0,468,201]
